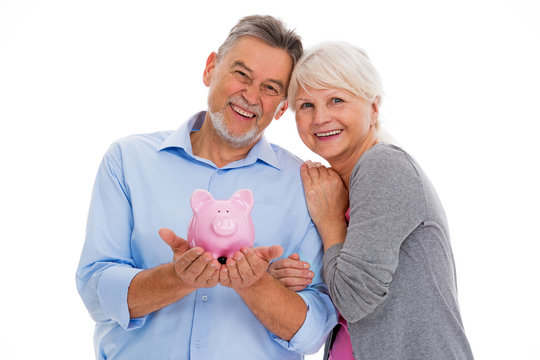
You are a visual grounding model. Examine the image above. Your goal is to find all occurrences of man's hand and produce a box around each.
[268,253,314,291]
[159,228,220,289]
[219,245,283,289]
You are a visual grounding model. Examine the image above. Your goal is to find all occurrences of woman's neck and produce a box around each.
[330,127,379,191]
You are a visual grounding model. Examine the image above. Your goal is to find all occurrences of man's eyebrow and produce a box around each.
[231,60,285,91]
[231,61,253,74]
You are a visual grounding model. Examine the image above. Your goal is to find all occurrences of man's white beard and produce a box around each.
[209,109,261,148]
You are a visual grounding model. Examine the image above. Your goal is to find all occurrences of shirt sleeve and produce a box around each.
[76,143,148,330]
[270,222,338,354]
[323,146,426,323]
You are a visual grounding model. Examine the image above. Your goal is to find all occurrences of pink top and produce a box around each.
[328,209,355,360]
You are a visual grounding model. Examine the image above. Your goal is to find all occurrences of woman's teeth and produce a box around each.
[316,129,342,137]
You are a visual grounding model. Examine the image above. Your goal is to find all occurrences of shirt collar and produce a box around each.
[158,111,280,170]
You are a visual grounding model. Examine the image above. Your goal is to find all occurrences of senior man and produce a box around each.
[76,15,336,360]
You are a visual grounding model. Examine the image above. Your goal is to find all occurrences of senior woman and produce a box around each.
[269,42,474,359]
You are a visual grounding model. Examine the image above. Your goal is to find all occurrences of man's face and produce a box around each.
[203,36,293,148]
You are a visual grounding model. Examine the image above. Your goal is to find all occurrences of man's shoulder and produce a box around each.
[102,130,175,165]
[114,130,174,149]
[269,142,304,169]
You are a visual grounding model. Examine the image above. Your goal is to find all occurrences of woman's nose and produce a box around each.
[313,106,331,125]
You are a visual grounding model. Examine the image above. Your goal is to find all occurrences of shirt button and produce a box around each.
[201,295,208,302]
[195,340,201,348]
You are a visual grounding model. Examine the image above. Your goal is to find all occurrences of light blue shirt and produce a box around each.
[76,111,337,360]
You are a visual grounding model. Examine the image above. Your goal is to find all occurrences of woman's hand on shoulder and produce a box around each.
[300,161,349,226]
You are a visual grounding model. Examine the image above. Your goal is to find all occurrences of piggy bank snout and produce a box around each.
[212,213,238,236]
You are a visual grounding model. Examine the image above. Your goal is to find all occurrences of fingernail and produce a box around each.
[303,263,310,269]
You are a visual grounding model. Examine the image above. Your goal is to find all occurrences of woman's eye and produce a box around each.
[331,98,344,104]
[299,102,313,110]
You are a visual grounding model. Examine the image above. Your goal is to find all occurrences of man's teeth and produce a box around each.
[316,129,343,137]
[231,104,255,118]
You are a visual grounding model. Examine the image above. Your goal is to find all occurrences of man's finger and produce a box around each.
[253,245,283,262]
[226,258,241,287]
[159,228,190,253]
[219,266,231,287]
[175,247,205,273]
[196,260,220,286]
[234,251,255,282]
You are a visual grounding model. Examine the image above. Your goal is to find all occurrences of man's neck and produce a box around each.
[190,120,258,168]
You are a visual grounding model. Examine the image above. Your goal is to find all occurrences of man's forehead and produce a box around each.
[224,37,292,67]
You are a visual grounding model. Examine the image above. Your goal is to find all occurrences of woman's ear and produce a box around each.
[370,96,380,126]
[203,52,217,87]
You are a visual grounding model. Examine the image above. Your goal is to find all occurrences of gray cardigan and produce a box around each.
[323,143,473,359]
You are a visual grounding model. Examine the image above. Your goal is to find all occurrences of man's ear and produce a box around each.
[203,52,217,87]
[274,99,288,120]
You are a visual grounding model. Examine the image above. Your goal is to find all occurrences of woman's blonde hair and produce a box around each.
[288,41,384,128]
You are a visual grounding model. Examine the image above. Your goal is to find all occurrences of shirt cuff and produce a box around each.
[270,289,338,354]
[97,265,147,330]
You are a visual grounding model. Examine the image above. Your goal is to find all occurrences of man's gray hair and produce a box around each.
[217,15,303,66]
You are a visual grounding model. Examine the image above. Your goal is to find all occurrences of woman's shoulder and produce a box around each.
[353,142,419,178]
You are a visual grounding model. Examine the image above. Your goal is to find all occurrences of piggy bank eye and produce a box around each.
[226,210,229,213]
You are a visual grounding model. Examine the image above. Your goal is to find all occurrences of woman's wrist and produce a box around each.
[316,218,348,251]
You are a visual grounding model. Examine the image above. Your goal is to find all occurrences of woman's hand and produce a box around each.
[268,253,314,292]
[301,162,349,250]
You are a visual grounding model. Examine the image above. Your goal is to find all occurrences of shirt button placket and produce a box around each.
[190,290,210,359]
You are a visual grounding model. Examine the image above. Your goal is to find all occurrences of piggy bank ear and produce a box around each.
[231,189,254,212]
[191,189,214,213]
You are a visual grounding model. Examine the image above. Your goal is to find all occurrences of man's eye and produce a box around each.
[262,84,279,96]
[233,70,250,83]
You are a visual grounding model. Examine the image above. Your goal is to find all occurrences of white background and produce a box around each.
[1,0,539,359]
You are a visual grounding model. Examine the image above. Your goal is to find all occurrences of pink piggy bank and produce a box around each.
[187,189,255,264]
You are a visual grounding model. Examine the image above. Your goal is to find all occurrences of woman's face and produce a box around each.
[294,85,378,166]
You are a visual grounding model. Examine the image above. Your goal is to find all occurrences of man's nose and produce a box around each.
[242,83,261,105]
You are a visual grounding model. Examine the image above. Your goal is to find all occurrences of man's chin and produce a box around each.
[209,110,260,148]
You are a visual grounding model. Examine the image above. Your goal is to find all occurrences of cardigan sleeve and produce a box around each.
[323,145,426,323]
